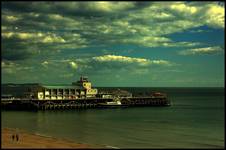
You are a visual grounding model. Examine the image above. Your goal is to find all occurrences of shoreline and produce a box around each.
[1,127,101,148]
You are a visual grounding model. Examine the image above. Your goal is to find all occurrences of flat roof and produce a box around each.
[41,85,82,89]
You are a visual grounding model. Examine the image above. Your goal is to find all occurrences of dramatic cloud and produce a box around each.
[2,2,224,86]
[2,2,224,59]
[178,46,223,55]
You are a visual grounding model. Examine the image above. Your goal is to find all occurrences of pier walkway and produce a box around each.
[1,97,170,110]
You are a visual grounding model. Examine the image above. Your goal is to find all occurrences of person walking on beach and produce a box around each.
[15,134,19,142]
[12,134,15,141]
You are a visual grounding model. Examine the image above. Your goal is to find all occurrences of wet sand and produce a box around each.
[1,128,100,148]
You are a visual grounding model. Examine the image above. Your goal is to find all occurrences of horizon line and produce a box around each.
[1,83,224,88]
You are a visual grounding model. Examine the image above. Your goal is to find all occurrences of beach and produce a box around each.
[1,128,97,148]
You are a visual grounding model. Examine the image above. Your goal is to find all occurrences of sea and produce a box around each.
[1,87,225,148]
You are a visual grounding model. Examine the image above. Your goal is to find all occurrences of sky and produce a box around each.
[1,1,225,87]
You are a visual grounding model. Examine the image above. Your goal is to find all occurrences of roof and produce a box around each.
[41,85,82,89]
[2,83,41,87]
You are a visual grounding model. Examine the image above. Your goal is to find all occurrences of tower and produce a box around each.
[73,76,91,90]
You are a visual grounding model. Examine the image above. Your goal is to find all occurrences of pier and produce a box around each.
[1,76,170,110]
[1,97,170,110]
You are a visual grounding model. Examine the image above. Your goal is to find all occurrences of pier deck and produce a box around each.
[1,97,170,110]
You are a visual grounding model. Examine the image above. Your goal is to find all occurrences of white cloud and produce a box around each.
[170,3,198,15]
[41,61,49,68]
[69,61,78,69]
[2,61,17,68]
[204,4,225,28]
[42,35,65,43]
[92,55,173,66]
[93,55,150,66]
[1,26,7,31]
[28,12,40,17]
[178,46,223,55]
[48,14,65,20]
[150,60,172,65]
[2,32,66,43]
[42,61,48,65]
[86,2,135,12]
[62,2,135,13]
[3,15,20,22]
[119,35,200,48]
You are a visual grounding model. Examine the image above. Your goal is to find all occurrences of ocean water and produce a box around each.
[1,87,224,148]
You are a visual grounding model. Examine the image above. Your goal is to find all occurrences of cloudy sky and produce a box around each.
[1,1,225,87]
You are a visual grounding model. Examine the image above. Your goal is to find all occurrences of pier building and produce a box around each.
[2,76,98,100]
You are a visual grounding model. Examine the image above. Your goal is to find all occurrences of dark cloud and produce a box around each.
[1,38,36,60]
[2,2,54,14]
[2,2,144,18]
[2,49,31,61]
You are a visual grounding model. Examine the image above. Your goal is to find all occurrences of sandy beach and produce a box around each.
[1,128,99,148]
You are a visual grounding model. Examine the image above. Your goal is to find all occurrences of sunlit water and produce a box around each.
[2,87,224,148]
